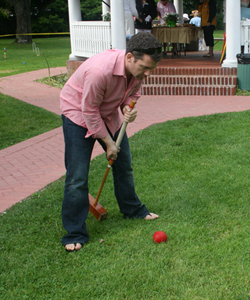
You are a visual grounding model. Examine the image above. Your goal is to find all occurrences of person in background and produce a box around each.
[190,10,205,51]
[189,10,201,27]
[223,0,226,30]
[157,0,176,25]
[241,0,250,7]
[124,0,139,36]
[183,13,190,24]
[60,32,162,252]
[135,0,157,33]
[241,0,250,19]
[198,0,217,57]
[157,0,176,54]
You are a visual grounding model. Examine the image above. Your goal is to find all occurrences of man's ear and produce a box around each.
[126,52,134,63]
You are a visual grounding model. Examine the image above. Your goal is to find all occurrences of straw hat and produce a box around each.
[190,10,201,17]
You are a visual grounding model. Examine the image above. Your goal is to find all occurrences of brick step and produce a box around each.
[144,75,237,86]
[141,85,236,96]
[152,67,237,76]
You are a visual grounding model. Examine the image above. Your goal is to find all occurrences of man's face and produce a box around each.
[126,53,158,81]
[161,0,168,6]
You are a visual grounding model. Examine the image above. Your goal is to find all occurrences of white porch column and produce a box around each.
[102,0,110,20]
[110,0,126,49]
[222,0,241,68]
[68,0,82,60]
[174,0,183,25]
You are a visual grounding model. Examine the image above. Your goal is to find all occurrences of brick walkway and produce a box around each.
[1,67,250,213]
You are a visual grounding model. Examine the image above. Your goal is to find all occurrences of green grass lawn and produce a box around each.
[0,93,61,150]
[0,31,224,79]
[0,37,70,77]
[1,111,250,299]
[213,30,224,51]
[1,34,250,298]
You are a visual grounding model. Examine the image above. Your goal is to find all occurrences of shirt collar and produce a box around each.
[113,50,126,77]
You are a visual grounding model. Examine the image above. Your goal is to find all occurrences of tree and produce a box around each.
[31,0,69,33]
[0,0,225,37]
[4,0,32,42]
[81,0,102,21]
[0,1,15,35]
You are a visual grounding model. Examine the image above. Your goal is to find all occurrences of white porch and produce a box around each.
[67,0,250,68]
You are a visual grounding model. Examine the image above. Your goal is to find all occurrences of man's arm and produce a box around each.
[101,134,120,160]
[208,0,216,23]
[101,103,137,161]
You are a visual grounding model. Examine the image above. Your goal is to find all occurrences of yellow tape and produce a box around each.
[0,32,70,38]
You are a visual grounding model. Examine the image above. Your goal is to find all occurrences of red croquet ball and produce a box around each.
[153,231,167,243]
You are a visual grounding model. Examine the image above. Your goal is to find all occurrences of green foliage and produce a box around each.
[81,0,102,21]
[0,0,233,35]
[103,11,111,22]
[216,12,225,30]
[37,73,68,89]
[0,1,15,34]
[31,0,69,33]
[236,87,250,96]
[0,93,61,150]
[0,7,9,18]
[34,15,68,33]
[1,111,250,299]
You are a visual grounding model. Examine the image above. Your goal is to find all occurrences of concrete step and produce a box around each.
[141,85,236,96]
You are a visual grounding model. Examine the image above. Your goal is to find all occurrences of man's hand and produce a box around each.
[101,134,120,160]
[122,105,138,123]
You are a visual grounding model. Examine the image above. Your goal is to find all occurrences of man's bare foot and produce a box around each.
[65,243,83,252]
[74,243,83,251]
[144,213,159,220]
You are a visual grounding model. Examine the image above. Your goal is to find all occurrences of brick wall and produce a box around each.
[66,60,87,77]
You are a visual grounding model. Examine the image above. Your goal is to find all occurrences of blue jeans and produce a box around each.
[61,115,149,245]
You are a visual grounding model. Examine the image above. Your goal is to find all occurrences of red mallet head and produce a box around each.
[153,231,167,243]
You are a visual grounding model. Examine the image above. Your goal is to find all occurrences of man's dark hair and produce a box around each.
[126,32,163,62]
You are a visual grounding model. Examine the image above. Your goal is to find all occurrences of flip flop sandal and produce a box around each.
[203,53,214,57]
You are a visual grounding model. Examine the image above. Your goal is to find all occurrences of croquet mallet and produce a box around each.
[89,99,136,221]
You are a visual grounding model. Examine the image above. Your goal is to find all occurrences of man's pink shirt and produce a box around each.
[60,49,142,139]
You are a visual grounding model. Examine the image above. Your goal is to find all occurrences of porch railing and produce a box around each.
[70,20,250,57]
[71,21,112,58]
[241,20,250,53]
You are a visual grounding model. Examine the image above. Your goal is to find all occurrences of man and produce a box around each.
[198,0,217,57]
[124,0,138,35]
[135,0,157,34]
[60,32,163,252]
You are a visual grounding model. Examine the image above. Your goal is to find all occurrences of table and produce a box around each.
[151,26,200,44]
